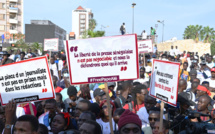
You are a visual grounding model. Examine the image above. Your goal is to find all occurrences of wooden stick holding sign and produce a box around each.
[143,53,146,67]
[29,103,35,116]
[159,101,164,133]
[104,82,114,134]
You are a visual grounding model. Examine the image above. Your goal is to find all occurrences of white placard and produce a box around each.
[138,40,153,53]
[44,38,59,51]
[149,60,180,107]
[0,56,55,105]
[64,34,139,85]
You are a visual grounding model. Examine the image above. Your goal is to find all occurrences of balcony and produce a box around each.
[9,7,18,13]
[9,0,18,2]
[9,29,18,34]
[9,19,18,24]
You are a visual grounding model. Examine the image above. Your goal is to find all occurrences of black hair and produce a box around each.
[79,87,91,100]
[132,84,148,113]
[202,81,209,85]
[113,108,125,117]
[15,115,39,132]
[183,62,188,66]
[90,103,100,118]
[56,93,63,101]
[133,82,141,86]
[162,54,167,57]
[121,80,133,92]
[20,52,25,56]
[67,86,77,96]
[149,107,160,112]
[79,99,91,111]
[51,56,55,60]
[0,119,4,133]
[140,66,145,72]
[116,85,123,91]
[45,99,57,106]
[38,124,48,134]
[84,120,102,134]
[55,113,75,130]
[80,111,96,121]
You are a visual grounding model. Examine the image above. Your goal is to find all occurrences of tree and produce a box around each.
[89,19,97,31]
[88,30,105,38]
[15,39,29,51]
[183,25,202,42]
[202,26,215,43]
[31,42,42,52]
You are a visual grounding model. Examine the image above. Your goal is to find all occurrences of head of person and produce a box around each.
[144,95,157,113]
[202,81,210,90]
[161,54,167,60]
[196,85,211,98]
[143,30,145,33]
[74,99,91,120]
[20,52,25,60]
[44,99,57,118]
[178,92,196,112]
[90,103,100,118]
[52,75,58,87]
[151,27,153,30]
[67,86,78,101]
[99,100,116,118]
[28,48,32,53]
[50,56,55,64]
[140,67,145,78]
[16,49,21,54]
[56,93,63,103]
[51,112,74,134]
[183,62,188,70]
[189,69,197,82]
[175,46,178,49]
[122,80,133,95]
[152,120,169,134]
[211,68,215,78]
[131,84,148,112]
[93,88,105,104]
[79,120,102,134]
[123,22,125,25]
[171,46,173,49]
[79,86,91,100]
[113,108,125,124]
[118,109,142,134]
[191,78,200,89]
[2,51,10,60]
[178,79,187,93]
[13,115,39,134]
[77,111,96,129]
[148,107,160,128]
[107,82,116,91]
[38,124,48,134]
[197,95,211,112]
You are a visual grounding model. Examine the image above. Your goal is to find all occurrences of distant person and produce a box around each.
[169,46,175,56]
[120,23,126,35]
[0,51,14,65]
[150,27,156,43]
[16,52,26,62]
[153,45,157,54]
[142,30,147,40]
[174,46,180,55]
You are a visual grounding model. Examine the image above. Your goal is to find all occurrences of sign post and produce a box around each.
[44,38,59,52]
[149,60,180,132]
[138,39,153,54]
[0,56,55,105]
[65,34,139,134]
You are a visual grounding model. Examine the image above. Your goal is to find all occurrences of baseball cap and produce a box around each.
[107,82,116,87]
[93,88,105,97]
[211,68,215,72]
[177,92,196,106]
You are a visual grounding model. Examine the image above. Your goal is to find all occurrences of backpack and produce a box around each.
[120,25,123,31]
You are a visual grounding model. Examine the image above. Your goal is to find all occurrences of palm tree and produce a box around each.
[31,42,42,52]
[194,25,202,42]
[202,26,215,43]
[15,39,29,52]
[89,19,97,31]
[183,25,195,40]
[88,30,105,38]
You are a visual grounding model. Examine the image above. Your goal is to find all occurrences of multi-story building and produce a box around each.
[72,6,93,39]
[25,20,66,51]
[0,0,23,45]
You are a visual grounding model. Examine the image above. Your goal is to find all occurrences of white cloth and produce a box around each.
[206,78,215,88]
[169,49,175,56]
[49,63,59,79]
[9,54,15,60]
[134,78,149,85]
[173,49,180,55]
[207,62,215,69]
[58,60,63,71]
[137,107,149,128]
[96,118,116,134]
[142,32,147,40]
[16,107,25,118]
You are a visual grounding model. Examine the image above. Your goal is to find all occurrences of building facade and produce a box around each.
[72,6,93,39]
[25,20,66,51]
[0,0,23,44]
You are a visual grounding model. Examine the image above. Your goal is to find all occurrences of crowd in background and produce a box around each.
[0,45,215,134]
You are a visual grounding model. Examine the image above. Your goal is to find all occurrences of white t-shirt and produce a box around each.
[137,107,149,128]
[16,107,25,118]
[207,62,215,69]
[96,118,116,134]
[49,63,59,79]
[169,49,175,56]
[142,32,147,40]
[9,54,15,60]
[58,60,63,71]
[206,78,215,88]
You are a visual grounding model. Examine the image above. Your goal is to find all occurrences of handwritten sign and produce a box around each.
[138,40,153,53]
[0,56,55,105]
[44,38,59,51]
[64,34,139,84]
[149,60,180,107]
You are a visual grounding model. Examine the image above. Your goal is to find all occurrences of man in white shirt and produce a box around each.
[169,46,175,56]
[142,30,147,40]
[49,56,59,79]
[206,55,214,69]
[206,67,215,89]
[173,46,180,56]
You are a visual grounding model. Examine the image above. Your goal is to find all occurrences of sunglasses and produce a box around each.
[102,105,112,109]
[149,117,158,121]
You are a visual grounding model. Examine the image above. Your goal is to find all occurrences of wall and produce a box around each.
[157,39,211,56]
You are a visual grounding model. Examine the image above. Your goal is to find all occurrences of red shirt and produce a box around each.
[123,101,145,113]
[55,86,63,93]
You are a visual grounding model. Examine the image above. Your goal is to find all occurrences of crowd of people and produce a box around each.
[0,45,215,134]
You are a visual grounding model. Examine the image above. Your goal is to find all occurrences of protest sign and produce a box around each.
[0,56,55,105]
[44,38,59,51]
[64,34,139,85]
[138,39,153,54]
[149,60,180,107]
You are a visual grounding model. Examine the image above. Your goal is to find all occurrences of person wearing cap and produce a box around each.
[206,67,215,89]
[0,51,14,65]
[93,88,106,104]
[118,109,142,134]
[107,82,117,99]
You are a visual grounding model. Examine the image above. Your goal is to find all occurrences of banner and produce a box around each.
[65,34,139,85]
[0,56,55,105]
[149,60,180,107]
[138,40,153,53]
[44,38,59,51]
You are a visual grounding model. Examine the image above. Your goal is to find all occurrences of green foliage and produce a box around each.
[89,19,97,31]
[211,41,215,55]
[88,30,105,38]
[31,42,42,52]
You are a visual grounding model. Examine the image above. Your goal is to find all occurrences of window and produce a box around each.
[0,25,5,31]
[0,14,5,20]
[80,20,85,23]
[80,14,86,19]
